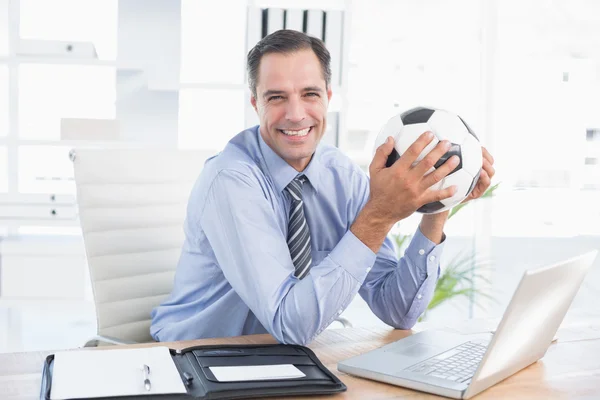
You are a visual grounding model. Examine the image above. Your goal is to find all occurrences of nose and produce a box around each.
[285,96,306,123]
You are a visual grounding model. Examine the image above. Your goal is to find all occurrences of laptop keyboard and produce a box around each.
[404,341,488,384]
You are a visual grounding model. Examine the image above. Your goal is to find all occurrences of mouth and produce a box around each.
[278,127,313,139]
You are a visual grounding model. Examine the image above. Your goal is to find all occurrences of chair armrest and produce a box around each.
[83,335,139,347]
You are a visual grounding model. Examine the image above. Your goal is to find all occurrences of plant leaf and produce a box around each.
[448,182,501,219]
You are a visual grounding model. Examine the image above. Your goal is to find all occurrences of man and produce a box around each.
[150,30,495,345]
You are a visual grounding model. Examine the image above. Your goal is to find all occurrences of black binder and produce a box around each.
[40,343,347,400]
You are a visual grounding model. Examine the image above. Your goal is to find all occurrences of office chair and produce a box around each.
[72,148,213,346]
[73,148,352,347]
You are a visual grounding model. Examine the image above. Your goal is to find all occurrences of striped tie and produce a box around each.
[285,175,312,279]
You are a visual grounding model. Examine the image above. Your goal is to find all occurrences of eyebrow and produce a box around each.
[262,87,324,99]
[303,86,324,93]
[262,90,285,99]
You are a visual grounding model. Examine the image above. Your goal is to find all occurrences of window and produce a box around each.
[0,146,7,192]
[0,65,7,137]
[18,146,74,195]
[178,89,245,151]
[346,0,482,167]
[0,0,8,56]
[488,1,600,236]
[1,0,117,236]
[18,64,115,140]
[180,0,247,84]
[19,0,117,60]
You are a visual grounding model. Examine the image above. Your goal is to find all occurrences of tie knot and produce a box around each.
[286,175,307,201]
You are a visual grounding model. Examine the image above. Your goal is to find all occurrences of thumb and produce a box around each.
[370,136,395,175]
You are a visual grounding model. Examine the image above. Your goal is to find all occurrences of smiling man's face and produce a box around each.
[251,49,332,172]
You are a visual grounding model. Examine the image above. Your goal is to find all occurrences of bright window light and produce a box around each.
[178,89,245,151]
[0,65,7,137]
[18,225,82,236]
[180,0,246,84]
[0,0,8,56]
[18,64,115,140]
[0,146,7,192]
[18,146,75,194]
[19,0,117,60]
[346,0,481,152]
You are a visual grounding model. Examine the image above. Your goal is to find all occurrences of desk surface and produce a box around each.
[2,320,600,400]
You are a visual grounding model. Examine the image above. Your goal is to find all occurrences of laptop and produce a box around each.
[338,250,598,399]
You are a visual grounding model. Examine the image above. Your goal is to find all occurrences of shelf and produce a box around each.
[0,298,93,309]
[0,193,76,205]
[250,0,346,11]
[0,55,142,70]
[7,139,174,149]
[151,82,247,91]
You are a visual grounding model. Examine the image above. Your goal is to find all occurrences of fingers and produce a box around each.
[482,146,494,165]
[370,136,395,176]
[482,157,495,179]
[393,131,436,172]
[419,154,461,190]
[422,185,457,205]
[478,168,492,191]
[464,147,494,201]
[471,169,491,199]
[412,140,451,177]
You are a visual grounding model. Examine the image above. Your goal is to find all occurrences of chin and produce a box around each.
[284,152,312,163]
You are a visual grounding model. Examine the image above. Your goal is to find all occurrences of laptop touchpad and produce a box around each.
[388,343,444,358]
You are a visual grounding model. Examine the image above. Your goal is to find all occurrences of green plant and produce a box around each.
[391,183,500,321]
[419,250,495,321]
[447,183,500,220]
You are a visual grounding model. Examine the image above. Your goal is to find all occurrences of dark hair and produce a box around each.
[247,29,331,98]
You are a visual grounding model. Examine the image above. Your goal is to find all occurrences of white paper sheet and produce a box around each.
[209,364,306,382]
[50,346,187,399]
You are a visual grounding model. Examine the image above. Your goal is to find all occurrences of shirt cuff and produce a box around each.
[328,230,377,282]
[404,226,446,277]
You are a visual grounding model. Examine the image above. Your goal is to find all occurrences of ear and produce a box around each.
[250,95,258,113]
[326,86,332,102]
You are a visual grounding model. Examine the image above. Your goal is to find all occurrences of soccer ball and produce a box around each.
[373,106,482,214]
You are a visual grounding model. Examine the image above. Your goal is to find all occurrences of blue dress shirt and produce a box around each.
[150,126,444,345]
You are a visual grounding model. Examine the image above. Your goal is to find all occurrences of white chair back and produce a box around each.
[72,148,213,343]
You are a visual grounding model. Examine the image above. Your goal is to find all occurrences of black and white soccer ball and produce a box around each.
[373,106,482,214]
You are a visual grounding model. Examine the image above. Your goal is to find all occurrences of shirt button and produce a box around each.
[429,255,436,262]
[366,267,372,273]
[418,249,425,255]
[417,294,423,299]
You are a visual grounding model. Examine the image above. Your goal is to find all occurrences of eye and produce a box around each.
[268,95,283,101]
[305,92,320,97]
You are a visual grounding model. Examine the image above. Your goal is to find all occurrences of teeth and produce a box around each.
[281,127,310,137]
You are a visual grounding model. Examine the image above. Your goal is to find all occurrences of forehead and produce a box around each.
[256,49,326,91]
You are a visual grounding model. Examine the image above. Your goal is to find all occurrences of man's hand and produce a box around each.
[461,146,495,204]
[368,132,459,224]
[350,132,459,253]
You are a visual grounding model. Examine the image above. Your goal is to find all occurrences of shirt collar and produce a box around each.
[257,126,321,194]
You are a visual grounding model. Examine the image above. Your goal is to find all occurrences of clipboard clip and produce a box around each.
[183,372,194,386]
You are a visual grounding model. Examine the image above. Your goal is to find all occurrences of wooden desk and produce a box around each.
[2,321,600,400]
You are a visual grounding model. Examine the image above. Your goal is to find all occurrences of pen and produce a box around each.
[142,364,151,391]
